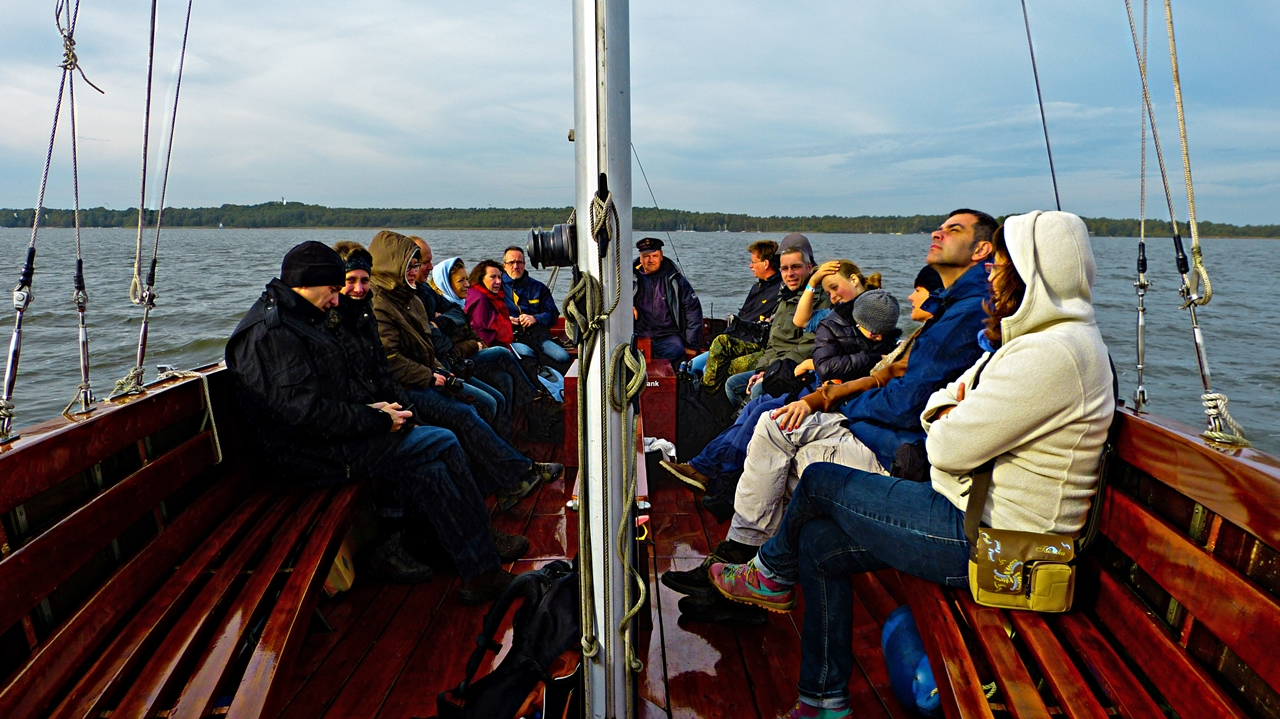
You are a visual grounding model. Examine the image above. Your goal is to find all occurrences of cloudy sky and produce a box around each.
[1,1,1277,223]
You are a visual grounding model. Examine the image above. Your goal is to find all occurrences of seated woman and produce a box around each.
[710,211,1114,719]
[429,257,539,438]
[465,259,516,348]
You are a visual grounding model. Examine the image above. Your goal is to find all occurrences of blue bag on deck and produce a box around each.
[536,365,565,402]
[881,605,943,717]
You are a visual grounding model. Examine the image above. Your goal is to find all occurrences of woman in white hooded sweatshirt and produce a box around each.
[710,211,1114,719]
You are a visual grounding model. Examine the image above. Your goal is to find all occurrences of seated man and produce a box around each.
[367,232,563,512]
[711,211,1114,719]
[664,210,995,602]
[225,241,519,605]
[632,236,704,365]
[724,245,830,405]
[697,239,783,392]
[502,245,572,367]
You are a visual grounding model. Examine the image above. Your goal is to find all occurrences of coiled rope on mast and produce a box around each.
[1122,0,1248,447]
[1,0,103,441]
[113,0,195,399]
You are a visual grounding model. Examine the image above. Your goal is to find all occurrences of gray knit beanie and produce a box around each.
[852,289,900,335]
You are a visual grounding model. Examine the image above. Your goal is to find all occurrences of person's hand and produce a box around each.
[771,400,812,431]
[376,402,413,432]
[518,313,536,328]
[808,260,842,289]
[745,371,765,391]
[433,373,448,388]
[685,347,699,359]
[369,401,389,411]
[633,307,639,320]
[794,358,815,376]
[935,382,965,419]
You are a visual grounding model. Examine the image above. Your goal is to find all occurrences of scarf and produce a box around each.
[431,257,465,307]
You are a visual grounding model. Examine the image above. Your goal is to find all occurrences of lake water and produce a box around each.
[2,227,1277,455]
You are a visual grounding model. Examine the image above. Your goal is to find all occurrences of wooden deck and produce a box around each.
[272,458,912,719]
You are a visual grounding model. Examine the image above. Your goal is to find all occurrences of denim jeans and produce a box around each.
[513,337,572,365]
[724,369,764,405]
[405,387,531,497]
[642,334,687,365]
[470,346,538,437]
[755,462,970,705]
[388,425,499,579]
[459,378,500,425]
[689,394,785,482]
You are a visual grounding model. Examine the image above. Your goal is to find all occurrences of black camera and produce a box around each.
[527,223,577,269]
[725,314,771,345]
[442,375,467,393]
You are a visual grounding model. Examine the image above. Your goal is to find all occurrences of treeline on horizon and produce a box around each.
[3,202,1277,238]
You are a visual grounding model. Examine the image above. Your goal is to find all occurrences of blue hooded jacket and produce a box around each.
[839,263,990,468]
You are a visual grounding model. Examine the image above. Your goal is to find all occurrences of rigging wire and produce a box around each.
[1132,0,1151,413]
[630,143,683,271]
[129,0,159,308]
[1019,0,1061,211]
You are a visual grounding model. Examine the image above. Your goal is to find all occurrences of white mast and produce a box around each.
[573,0,635,715]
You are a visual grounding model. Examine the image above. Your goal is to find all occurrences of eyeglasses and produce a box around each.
[779,263,807,272]
[504,260,525,267]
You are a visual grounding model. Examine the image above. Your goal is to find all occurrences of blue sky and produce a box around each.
[1,0,1277,223]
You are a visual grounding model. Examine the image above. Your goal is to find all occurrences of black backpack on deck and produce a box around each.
[676,368,736,462]
[432,561,581,719]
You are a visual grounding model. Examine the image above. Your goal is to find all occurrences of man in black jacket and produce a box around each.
[633,237,704,364]
[225,241,518,605]
[697,239,784,391]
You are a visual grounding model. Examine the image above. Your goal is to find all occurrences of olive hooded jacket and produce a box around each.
[369,230,439,390]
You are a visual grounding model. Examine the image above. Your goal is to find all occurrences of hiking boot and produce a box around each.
[660,461,710,493]
[710,560,796,613]
[489,526,530,563]
[368,532,434,584]
[495,461,562,512]
[660,540,757,597]
[777,701,851,719]
[529,461,565,485]
[459,566,517,606]
[677,593,768,626]
[702,491,735,523]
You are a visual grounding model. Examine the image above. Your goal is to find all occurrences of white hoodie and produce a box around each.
[921,211,1114,535]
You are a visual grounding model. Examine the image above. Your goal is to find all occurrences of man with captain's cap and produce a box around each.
[632,236,704,365]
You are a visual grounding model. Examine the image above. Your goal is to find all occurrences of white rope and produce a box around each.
[157,369,224,463]
[110,365,146,400]
[1162,0,1211,306]
[1202,393,1250,448]
[609,342,647,674]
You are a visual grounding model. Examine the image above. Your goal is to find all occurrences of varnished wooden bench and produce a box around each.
[0,367,361,719]
[893,407,1280,719]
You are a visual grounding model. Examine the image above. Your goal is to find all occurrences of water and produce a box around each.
[2,227,1278,455]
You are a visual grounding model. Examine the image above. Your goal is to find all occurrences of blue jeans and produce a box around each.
[689,394,785,482]
[470,346,538,437]
[405,387,531,497]
[459,378,500,425]
[389,425,499,579]
[724,369,764,405]
[644,334,687,365]
[756,463,970,705]
[513,336,572,365]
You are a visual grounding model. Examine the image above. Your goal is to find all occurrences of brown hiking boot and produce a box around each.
[489,527,531,563]
[660,461,711,493]
[368,532,434,584]
[459,566,517,606]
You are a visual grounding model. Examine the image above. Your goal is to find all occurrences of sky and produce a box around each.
[1,1,1278,224]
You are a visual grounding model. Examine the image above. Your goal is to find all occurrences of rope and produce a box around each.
[157,369,224,463]
[110,365,146,399]
[1019,0,1061,210]
[130,0,160,306]
[1162,0,1211,306]
[609,343,647,674]
[1202,393,1250,448]
[565,271,603,660]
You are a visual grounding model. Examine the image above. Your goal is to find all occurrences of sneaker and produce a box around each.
[710,560,796,612]
[659,461,710,493]
[495,461,563,512]
[489,526,530,563]
[459,566,517,606]
[529,461,565,485]
[368,532,434,584]
[677,594,768,626]
[777,701,851,719]
[660,540,757,597]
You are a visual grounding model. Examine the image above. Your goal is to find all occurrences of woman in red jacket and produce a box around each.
[465,259,515,347]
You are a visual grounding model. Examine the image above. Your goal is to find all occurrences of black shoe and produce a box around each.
[702,492,735,523]
[660,540,758,597]
[368,532,434,584]
[678,593,768,626]
[496,461,563,512]
[459,566,517,606]
[489,526,531,563]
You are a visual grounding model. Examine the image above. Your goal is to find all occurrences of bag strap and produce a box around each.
[1077,355,1120,553]
[457,570,553,695]
[963,461,995,545]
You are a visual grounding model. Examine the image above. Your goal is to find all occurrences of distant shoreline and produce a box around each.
[4,203,1278,239]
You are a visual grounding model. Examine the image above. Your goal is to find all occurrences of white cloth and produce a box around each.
[644,436,677,463]
[727,411,885,546]
[922,211,1114,535]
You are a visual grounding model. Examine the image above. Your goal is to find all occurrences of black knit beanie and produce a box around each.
[913,265,945,294]
[343,248,373,275]
[281,241,345,288]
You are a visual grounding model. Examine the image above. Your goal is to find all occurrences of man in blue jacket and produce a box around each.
[502,246,572,366]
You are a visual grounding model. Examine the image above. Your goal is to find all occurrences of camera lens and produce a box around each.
[527,223,577,269]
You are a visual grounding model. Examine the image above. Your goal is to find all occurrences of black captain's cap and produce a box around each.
[636,237,665,252]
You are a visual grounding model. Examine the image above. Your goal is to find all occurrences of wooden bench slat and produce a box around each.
[1053,612,1165,719]
[0,377,206,515]
[46,487,275,719]
[0,430,218,637]
[851,572,901,626]
[1005,611,1109,719]
[1101,489,1280,693]
[897,574,995,719]
[1090,565,1247,719]
[0,471,252,719]
[108,490,311,719]
[169,490,333,719]
[228,484,362,719]
[954,594,1051,719]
